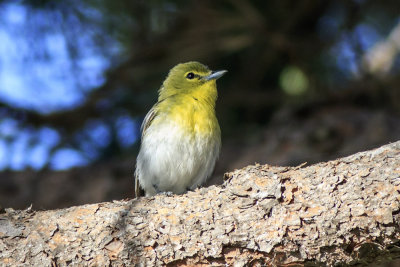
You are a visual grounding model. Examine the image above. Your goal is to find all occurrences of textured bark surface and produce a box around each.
[1,141,400,266]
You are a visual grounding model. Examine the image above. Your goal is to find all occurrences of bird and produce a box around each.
[135,61,227,197]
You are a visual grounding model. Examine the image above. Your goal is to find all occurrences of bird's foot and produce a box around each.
[159,191,174,197]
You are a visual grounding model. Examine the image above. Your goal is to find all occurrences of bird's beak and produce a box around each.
[204,70,228,81]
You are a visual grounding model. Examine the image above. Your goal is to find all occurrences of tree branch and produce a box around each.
[1,141,400,266]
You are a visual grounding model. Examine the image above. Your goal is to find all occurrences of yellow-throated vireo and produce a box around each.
[135,62,227,196]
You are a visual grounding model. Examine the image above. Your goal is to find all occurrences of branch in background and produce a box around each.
[362,21,400,76]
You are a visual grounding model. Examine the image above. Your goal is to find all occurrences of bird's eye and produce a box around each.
[186,72,195,79]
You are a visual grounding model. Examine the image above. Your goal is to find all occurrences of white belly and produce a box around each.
[136,121,220,196]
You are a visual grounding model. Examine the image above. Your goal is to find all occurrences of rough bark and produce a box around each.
[1,141,400,266]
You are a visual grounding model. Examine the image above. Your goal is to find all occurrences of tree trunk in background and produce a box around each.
[1,141,399,266]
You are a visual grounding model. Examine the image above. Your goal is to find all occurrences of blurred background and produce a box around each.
[0,0,400,210]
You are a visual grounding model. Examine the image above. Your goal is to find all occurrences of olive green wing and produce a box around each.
[135,104,159,197]
[135,173,144,197]
[140,105,158,138]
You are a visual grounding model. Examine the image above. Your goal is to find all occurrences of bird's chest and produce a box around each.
[143,98,220,165]
[145,104,219,160]
[151,111,217,150]
[167,100,218,136]
[143,117,218,174]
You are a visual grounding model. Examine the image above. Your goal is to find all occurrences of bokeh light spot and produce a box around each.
[279,66,309,96]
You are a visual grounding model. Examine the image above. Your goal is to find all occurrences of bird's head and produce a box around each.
[159,61,227,101]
